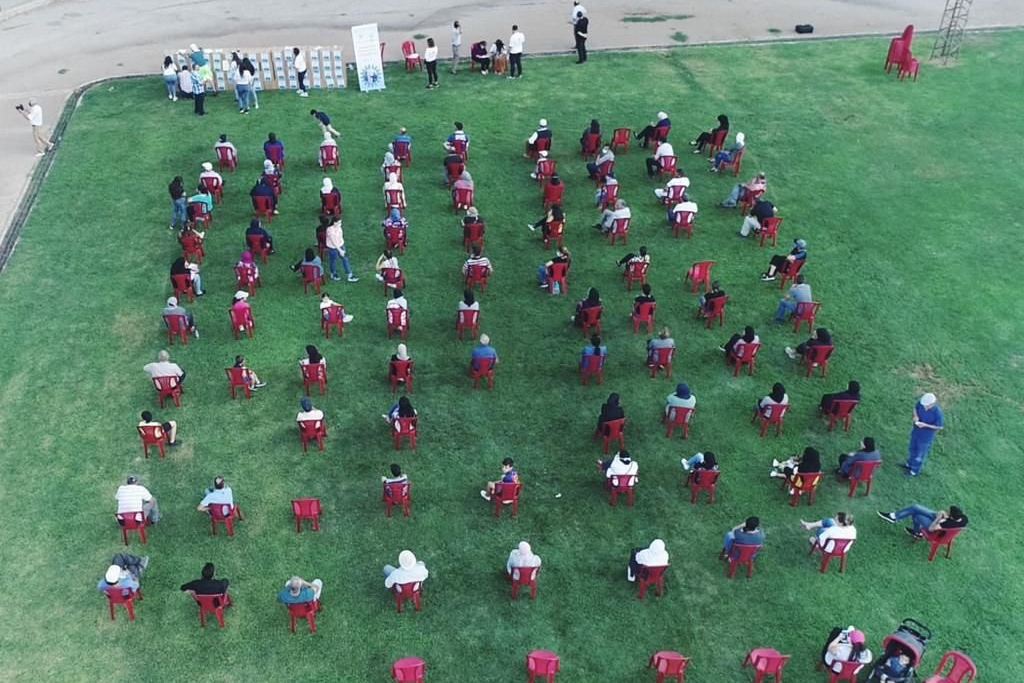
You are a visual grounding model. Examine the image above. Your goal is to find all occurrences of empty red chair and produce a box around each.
[299,419,327,452]
[623,261,648,290]
[542,220,564,249]
[463,221,485,252]
[847,459,880,497]
[321,190,341,217]
[393,581,422,612]
[393,416,417,450]
[389,358,414,393]
[580,353,604,386]
[664,406,694,439]
[385,224,408,254]
[470,356,496,389]
[104,586,141,621]
[742,648,790,683]
[383,481,411,517]
[580,132,601,158]
[137,423,169,458]
[322,305,346,339]
[548,262,569,296]
[739,187,764,215]
[700,295,728,328]
[200,176,223,203]
[286,600,319,633]
[180,234,205,264]
[301,362,327,395]
[251,195,274,223]
[707,128,728,157]
[493,481,521,517]
[401,41,422,71]
[688,469,719,504]
[194,592,231,628]
[534,158,556,186]
[224,366,251,400]
[657,155,678,180]
[721,147,744,176]
[923,650,976,683]
[802,344,834,378]
[607,473,637,507]
[234,265,259,296]
[189,201,212,229]
[724,543,761,578]
[786,471,822,507]
[636,564,668,599]
[301,264,324,294]
[246,234,270,263]
[152,375,182,408]
[542,182,564,208]
[808,536,853,573]
[598,181,619,211]
[579,306,602,338]
[392,656,426,683]
[729,341,761,377]
[649,347,674,379]
[385,188,406,211]
[759,216,782,247]
[526,650,560,683]
[819,659,863,683]
[898,50,920,81]
[649,651,690,683]
[216,145,237,171]
[291,497,322,532]
[684,260,714,292]
[608,217,630,245]
[387,307,409,339]
[510,564,539,599]
[777,258,804,290]
[885,37,906,72]
[632,301,656,333]
[464,263,490,292]
[116,512,149,545]
[170,273,195,302]
[595,418,625,454]
[671,210,695,238]
[455,309,479,340]
[209,503,242,536]
[915,526,965,561]
[453,187,474,213]
[752,403,789,437]
[229,307,254,340]
[826,399,858,432]
[791,301,820,333]
[393,140,412,166]
[381,267,406,295]
[610,127,631,153]
[320,145,339,170]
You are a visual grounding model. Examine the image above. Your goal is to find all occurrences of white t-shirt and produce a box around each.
[818,524,857,553]
[28,104,43,127]
[672,200,699,215]
[297,409,324,422]
[654,142,674,160]
[143,361,184,379]
[606,458,638,485]
[424,46,438,62]
[509,32,525,54]
[162,63,178,77]
[293,53,307,72]
[452,27,462,46]
[115,484,153,514]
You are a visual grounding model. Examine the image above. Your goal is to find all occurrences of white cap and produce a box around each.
[920,393,937,406]
[189,43,199,52]
[105,565,121,583]
[201,162,213,171]
[657,111,668,120]
[539,118,548,127]
[234,290,250,300]
[538,150,548,157]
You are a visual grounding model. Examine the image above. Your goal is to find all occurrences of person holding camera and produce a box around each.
[17,99,54,157]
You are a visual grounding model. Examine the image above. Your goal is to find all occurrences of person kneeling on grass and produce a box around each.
[877,503,967,539]
[627,538,668,581]
[481,457,518,501]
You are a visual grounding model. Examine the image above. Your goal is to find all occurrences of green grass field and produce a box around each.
[2,31,1022,683]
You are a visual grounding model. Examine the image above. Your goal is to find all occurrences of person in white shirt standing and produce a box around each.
[450,21,462,74]
[17,99,54,157]
[292,47,308,97]
[424,38,439,89]
[116,476,161,523]
[508,25,525,78]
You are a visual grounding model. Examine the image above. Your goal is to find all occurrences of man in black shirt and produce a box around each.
[180,562,230,606]
[574,15,589,63]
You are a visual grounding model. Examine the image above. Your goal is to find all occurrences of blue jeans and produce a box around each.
[683,454,704,469]
[170,197,187,228]
[814,517,835,538]
[721,183,742,207]
[163,75,178,97]
[536,264,548,285]
[327,248,352,278]
[722,531,737,554]
[906,433,934,474]
[713,151,733,169]
[235,84,251,110]
[893,504,936,533]
[774,299,797,321]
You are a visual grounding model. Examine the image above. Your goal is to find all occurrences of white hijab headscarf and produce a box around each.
[396,343,409,361]
[398,550,417,569]
[517,541,534,560]
[321,178,333,194]
[263,159,275,174]
[735,132,746,147]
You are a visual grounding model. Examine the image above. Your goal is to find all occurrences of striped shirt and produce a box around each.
[190,71,205,95]
[116,484,153,514]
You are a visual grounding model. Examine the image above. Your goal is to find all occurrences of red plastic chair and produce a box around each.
[385,188,407,211]
[818,659,863,683]
[598,182,620,211]
[265,144,285,169]
[707,128,728,157]
[246,234,270,264]
[759,216,782,247]
[684,260,715,292]
[464,263,490,292]
[470,356,496,389]
[632,301,656,333]
[393,416,417,451]
[394,581,422,612]
[385,224,408,254]
[453,187,474,213]
[671,210,695,239]
[393,140,412,166]
[383,481,411,517]
[384,163,404,183]
[659,183,687,208]
[579,306,602,338]
[401,41,422,71]
[651,126,671,145]
[777,258,805,290]
[530,136,552,158]
[688,469,720,504]
[389,359,414,394]
[200,176,223,204]
[170,273,195,303]
[742,648,790,683]
[607,473,637,507]
[104,586,141,621]
[721,147,745,176]
[216,146,237,171]
[251,195,274,223]
[610,127,631,153]
[455,309,479,340]
[452,138,469,161]
[321,191,341,217]
[179,234,205,264]
[915,526,965,561]
[623,261,648,290]
[163,313,189,346]
[209,503,242,536]
[826,399,858,432]
[445,160,464,187]
[527,650,560,683]
[321,305,346,339]
[194,592,231,628]
[234,264,259,297]
[548,262,569,296]
[724,543,761,578]
[700,295,728,329]
[320,145,339,170]
[808,536,853,573]
[657,155,678,180]
[739,187,764,215]
[752,403,789,436]
[649,347,674,379]
[898,50,920,81]
[792,301,820,333]
[802,344,834,378]
[224,366,251,400]
[729,341,761,377]
[300,264,323,294]
[300,362,327,396]
[381,267,406,295]
[229,307,254,340]
[786,471,822,507]
[663,406,694,439]
[291,497,322,532]
[116,512,149,545]
[286,600,320,633]
[580,353,604,386]
[298,419,327,452]
[595,418,625,454]
[580,132,601,158]
[923,650,976,683]
[608,217,630,245]
[534,158,557,186]
[847,459,880,497]
[542,182,564,208]
[463,221,485,252]
[542,220,564,249]
[137,424,168,458]
[649,651,690,683]
[152,375,182,408]
[189,201,212,229]
[392,656,426,683]
[636,564,668,599]
[885,37,906,72]
[493,482,521,517]
[386,307,409,339]
[510,564,539,599]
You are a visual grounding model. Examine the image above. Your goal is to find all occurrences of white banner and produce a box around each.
[351,23,385,92]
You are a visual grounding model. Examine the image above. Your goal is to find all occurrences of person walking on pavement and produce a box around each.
[574,12,589,63]
[451,21,463,74]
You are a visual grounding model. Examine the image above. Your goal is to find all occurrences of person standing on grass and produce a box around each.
[424,38,439,89]
[310,109,340,137]
[189,66,206,116]
[325,218,358,282]
[508,25,525,78]
[450,21,462,74]
[574,12,589,64]
[903,393,944,476]
[162,56,179,101]
[293,48,309,97]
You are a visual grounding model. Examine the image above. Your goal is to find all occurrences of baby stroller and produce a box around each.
[867,618,932,682]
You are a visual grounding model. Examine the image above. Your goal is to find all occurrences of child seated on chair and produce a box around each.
[769,446,822,480]
[480,457,518,501]
[872,653,912,683]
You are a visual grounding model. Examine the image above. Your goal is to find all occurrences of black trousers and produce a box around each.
[724,333,742,355]
[474,57,491,71]
[193,92,206,115]
[510,53,522,77]
[426,60,438,85]
[694,130,713,151]
[645,157,661,176]
[297,70,307,92]
[575,36,587,62]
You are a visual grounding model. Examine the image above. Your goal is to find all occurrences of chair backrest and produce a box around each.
[730,543,762,563]
[596,159,614,176]
[246,234,268,252]
[667,405,693,425]
[603,417,625,437]
[104,586,136,602]
[323,305,345,324]
[225,366,246,386]
[390,358,414,379]
[387,307,408,327]
[902,24,915,46]
[537,159,556,176]
[513,565,539,582]
[164,313,188,333]
[653,652,688,676]
[625,261,648,278]
[762,402,789,421]
[116,511,145,527]
[252,195,274,211]
[849,458,880,480]
[761,216,782,233]
[286,601,316,618]
[549,262,569,279]
[634,302,655,319]
[580,306,602,325]
[666,184,687,204]
[535,136,551,153]
[608,473,637,489]
[321,145,338,163]
[298,419,324,437]
[235,264,256,285]
[384,481,411,500]
[456,309,479,326]
[385,224,407,246]
[705,294,728,316]
[752,650,789,673]
[653,125,671,142]
[401,40,416,57]
[932,650,976,683]
[603,183,620,203]
[452,139,468,156]
[612,128,630,144]
[194,593,227,611]
[392,657,426,682]
[639,564,668,581]
[581,353,604,372]
[780,258,804,277]
[659,155,677,173]
[137,423,164,442]
[527,650,560,676]
[830,399,859,419]
[394,416,417,435]
[466,263,490,279]
[710,128,728,147]
[300,362,326,382]
[651,346,674,366]
[394,581,421,598]
[199,176,221,193]
[464,221,485,242]
[543,183,564,203]
[805,344,834,364]
[216,146,236,164]
[445,160,464,179]
[152,375,179,392]
[291,497,322,518]
[582,132,601,153]
[321,191,340,212]
[381,267,404,285]
[794,301,820,318]
[691,468,720,487]
[385,188,405,206]
[471,356,497,373]
[229,307,251,327]
[690,260,714,279]
[170,273,193,293]
[393,140,411,159]
[822,537,854,555]
[791,471,822,490]
[384,164,403,181]
[301,264,322,282]
[454,187,473,204]
[736,341,761,361]
[189,201,210,218]
[208,503,236,521]
[495,481,521,502]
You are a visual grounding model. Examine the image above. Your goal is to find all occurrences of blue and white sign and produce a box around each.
[351,23,386,92]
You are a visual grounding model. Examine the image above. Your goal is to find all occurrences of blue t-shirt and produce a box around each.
[910,402,944,444]
[471,345,498,364]
[278,586,315,604]
[315,111,331,125]
[501,469,518,483]
[733,529,764,546]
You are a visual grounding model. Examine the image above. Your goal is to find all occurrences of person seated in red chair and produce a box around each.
[720,325,758,356]
[528,150,552,180]
[375,248,400,284]
[316,133,338,168]
[654,167,690,202]
[383,550,428,589]
[383,395,417,429]
[188,184,213,215]
[572,287,602,326]
[384,206,410,236]
[710,131,745,172]
[245,218,275,253]
[586,145,614,179]
[441,150,464,184]
[773,272,811,322]
[389,343,412,384]
[386,288,409,322]
[615,245,649,273]
[180,562,230,606]
[198,161,223,190]
[461,205,483,232]
[480,457,518,501]
[139,410,179,448]
[594,172,619,207]
[290,247,323,278]
[249,175,278,214]
[523,118,552,157]
[116,474,161,524]
[579,118,600,148]
[162,296,199,339]
[646,326,674,365]
[597,449,638,484]
[785,327,832,361]
[229,290,253,328]
[689,113,729,153]
[178,221,206,249]
[527,202,563,236]
[635,111,671,148]
[197,476,234,516]
[170,256,205,297]
[462,244,493,276]
[444,121,471,152]
[594,199,630,234]
[739,196,777,237]
[383,172,406,204]
[144,348,187,386]
[821,627,873,677]
[664,383,696,421]
[800,510,857,550]
[627,538,668,582]
[471,333,498,371]
[632,283,655,314]
[596,392,625,436]
[667,193,698,226]
[769,446,821,481]
[722,171,766,208]
[877,503,967,540]
[393,126,412,152]
[263,132,285,163]
[235,249,261,283]
[383,462,408,487]
[457,291,479,316]
[507,541,542,579]
[697,279,726,315]
[722,517,763,556]
[232,355,266,391]
[278,575,323,605]
[645,138,675,178]
[580,333,607,369]
[320,176,341,208]
[319,292,353,324]
[98,554,147,596]
[761,238,807,282]
[757,382,789,417]
[821,380,861,415]
[680,450,718,476]
[452,169,475,199]
[296,396,324,426]
[537,245,571,291]
[214,133,237,162]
